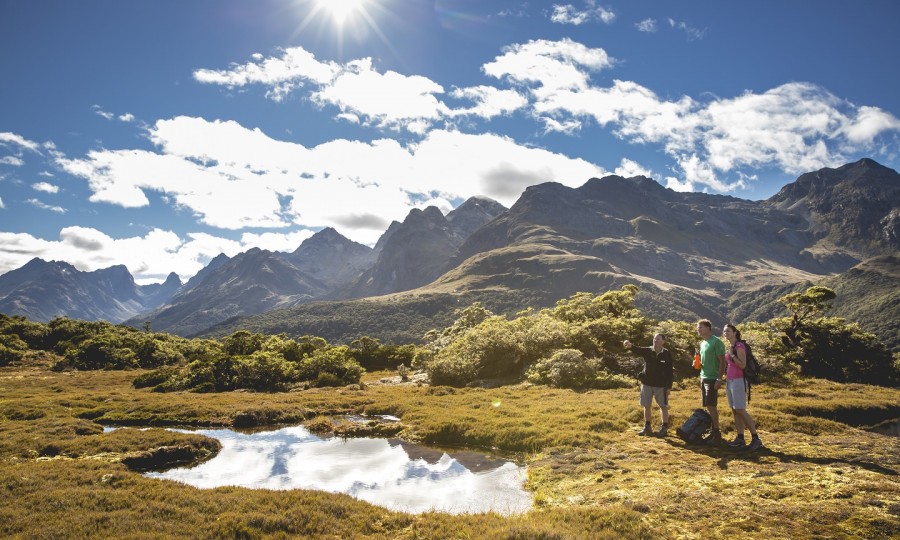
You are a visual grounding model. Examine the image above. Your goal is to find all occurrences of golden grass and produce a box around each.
[1,362,898,539]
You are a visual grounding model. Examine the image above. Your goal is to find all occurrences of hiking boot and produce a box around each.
[702,429,722,445]
[746,436,763,452]
[727,435,746,449]
[655,424,668,438]
[638,423,652,436]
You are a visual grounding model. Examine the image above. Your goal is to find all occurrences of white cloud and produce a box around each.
[0,132,41,167]
[0,156,25,166]
[449,86,528,118]
[311,58,450,131]
[26,198,66,213]
[675,154,741,192]
[0,132,41,152]
[840,105,900,144]
[239,230,315,253]
[56,37,900,238]
[194,47,524,131]
[550,3,615,25]
[119,113,135,122]
[665,176,693,192]
[635,18,657,32]
[57,116,605,246]
[92,104,115,120]
[483,39,615,94]
[614,158,653,179]
[486,40,900,190]
[193,46,339,101]
[32,182,60,194]
[667,18,706,41]
[0,226,321,283]
[0,196,4,209]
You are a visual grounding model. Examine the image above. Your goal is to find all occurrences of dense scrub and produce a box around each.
[2,284,897,392]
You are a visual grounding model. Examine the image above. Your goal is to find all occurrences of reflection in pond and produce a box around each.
[145,426,532,515]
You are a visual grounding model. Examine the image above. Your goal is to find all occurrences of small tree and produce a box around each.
[775,286,898,385]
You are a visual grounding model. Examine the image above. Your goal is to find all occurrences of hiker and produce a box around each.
[723,324,763,451]
[624,333,673,437]
[696,319,726,444]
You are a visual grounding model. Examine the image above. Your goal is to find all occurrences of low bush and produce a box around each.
[526,349,601,389]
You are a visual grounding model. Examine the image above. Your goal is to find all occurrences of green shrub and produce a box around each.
[0,343,24,366]
[297,346,364,386]
[55,335,139,371]
[526,349,601,389]
[222,330,265,356]
[133,336,185,368]
[233,351,298,391]
[425,353,480,387]
[132,366,181,389]
[427,316,523,386]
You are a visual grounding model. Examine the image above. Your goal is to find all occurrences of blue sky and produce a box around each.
[2,0,899,284]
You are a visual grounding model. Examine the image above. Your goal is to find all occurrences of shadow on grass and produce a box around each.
[663,438,898,476]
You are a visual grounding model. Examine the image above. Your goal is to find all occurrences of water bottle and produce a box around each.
[693,350,701,370]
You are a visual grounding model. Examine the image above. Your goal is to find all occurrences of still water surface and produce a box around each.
[145,425,532,515]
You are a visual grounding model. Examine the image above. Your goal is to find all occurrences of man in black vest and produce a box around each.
[624,333,674,437]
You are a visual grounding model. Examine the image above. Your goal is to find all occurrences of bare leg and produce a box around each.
[732,409,745,436]
[736,409,757,436]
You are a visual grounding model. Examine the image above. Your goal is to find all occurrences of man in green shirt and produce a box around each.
[697,319,726,444]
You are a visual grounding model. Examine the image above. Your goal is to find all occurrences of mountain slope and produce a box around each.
[205,159,899,344]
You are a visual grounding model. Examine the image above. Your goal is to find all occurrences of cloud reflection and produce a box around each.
[146,426,532,515]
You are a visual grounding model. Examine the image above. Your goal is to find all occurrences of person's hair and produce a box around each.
[725,324,742,342]
[654,332,667,341]
[697,319,712,330]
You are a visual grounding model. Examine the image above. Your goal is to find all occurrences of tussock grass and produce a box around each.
[1,363,898,538]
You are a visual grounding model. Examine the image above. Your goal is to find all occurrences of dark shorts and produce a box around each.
[700,378,719,407]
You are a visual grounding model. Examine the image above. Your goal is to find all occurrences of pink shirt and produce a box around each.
[725,341,746,380]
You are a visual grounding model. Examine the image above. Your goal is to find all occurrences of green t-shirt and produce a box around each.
[700,335,726,380]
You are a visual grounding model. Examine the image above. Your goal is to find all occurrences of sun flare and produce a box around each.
[316,0,370,25]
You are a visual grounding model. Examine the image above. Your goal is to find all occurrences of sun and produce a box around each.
[316,0,371,26]
[288,0,395,57]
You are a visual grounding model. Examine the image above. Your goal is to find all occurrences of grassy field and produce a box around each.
[1,358,898,539]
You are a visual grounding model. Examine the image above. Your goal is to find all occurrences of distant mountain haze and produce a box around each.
[0,259,181,323]
[1,161,897,348]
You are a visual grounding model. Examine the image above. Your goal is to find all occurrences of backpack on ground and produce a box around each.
[676,409,712,444]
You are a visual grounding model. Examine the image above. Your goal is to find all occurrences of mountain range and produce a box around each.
[1,158,897,349]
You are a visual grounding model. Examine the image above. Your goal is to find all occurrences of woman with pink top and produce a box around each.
[723,324,762,451]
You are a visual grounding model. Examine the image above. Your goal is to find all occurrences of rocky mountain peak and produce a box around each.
[293,227,368,256]
[162,272,182,287]
[767,158,900,257]
[446,196,507,239]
